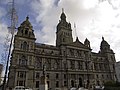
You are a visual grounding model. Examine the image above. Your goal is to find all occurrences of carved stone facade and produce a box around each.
[8,11,116,90]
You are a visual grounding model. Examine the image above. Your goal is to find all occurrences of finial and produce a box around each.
[26,15,29,20]
[62,8,64,13]
[60,8,66,21]
[76,37,79,42]
[102,36,104,41]
[74,23,76,29]
[85,38,88,41]
[74,23,78,38]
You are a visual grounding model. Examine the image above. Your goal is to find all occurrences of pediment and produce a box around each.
[68,37,90,49]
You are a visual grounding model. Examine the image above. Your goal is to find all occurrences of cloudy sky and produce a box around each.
[0,0,120,64]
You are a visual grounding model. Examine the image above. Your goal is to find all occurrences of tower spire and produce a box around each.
[60,8,66,21]
[102,36,104,41]
[56,10,73,47]
[62,8,64,13]
[74,23,78,39]
[26,15,29,20]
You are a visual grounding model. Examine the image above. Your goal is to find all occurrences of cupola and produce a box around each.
[17,16,35,39]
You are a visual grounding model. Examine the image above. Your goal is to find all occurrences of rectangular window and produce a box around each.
[64,74,66,79]
[102,75,104,79]
[36,72,39,78]
[107,75,109,79]
[19,81,23,86]
[47,81,49,88]
[64,81,67,86]
[36,81,39,88]
[56,81,59,87]
[17,80,25,86]
[78,61,83,70]
[46,73,49,79]
[96,75,99,78]
[56,73,59,79]
[18,71,26,78]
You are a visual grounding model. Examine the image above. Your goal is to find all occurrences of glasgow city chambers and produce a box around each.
[7,10,116,90]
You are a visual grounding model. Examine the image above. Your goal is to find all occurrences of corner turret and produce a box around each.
[56,9,73,47]
[17,16,35,39]
[100,37,110,52]
[84,38,91,48]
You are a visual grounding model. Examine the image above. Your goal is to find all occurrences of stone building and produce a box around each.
[7,11,116,90]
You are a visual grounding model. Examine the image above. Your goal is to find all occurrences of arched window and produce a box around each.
[63,62,66,69]
[78,61,83,70]
[35,57,42,68]
[25,28,29,35]
[79,78,83,87]
[23,41,28,50]
[46,59,51,70]
[25,30,28,35]
[19,55,27,65]
[54,60,60,70]
[70,61,75,69]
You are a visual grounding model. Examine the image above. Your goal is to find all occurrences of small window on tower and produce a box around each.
[25,30,28,35]
[23,41,28,50]
[25,28,29,35]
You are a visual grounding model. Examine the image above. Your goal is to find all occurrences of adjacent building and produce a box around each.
[115,61,120,82]
[7,11,116,90]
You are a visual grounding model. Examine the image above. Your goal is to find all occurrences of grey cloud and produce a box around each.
[29,0,120,61]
